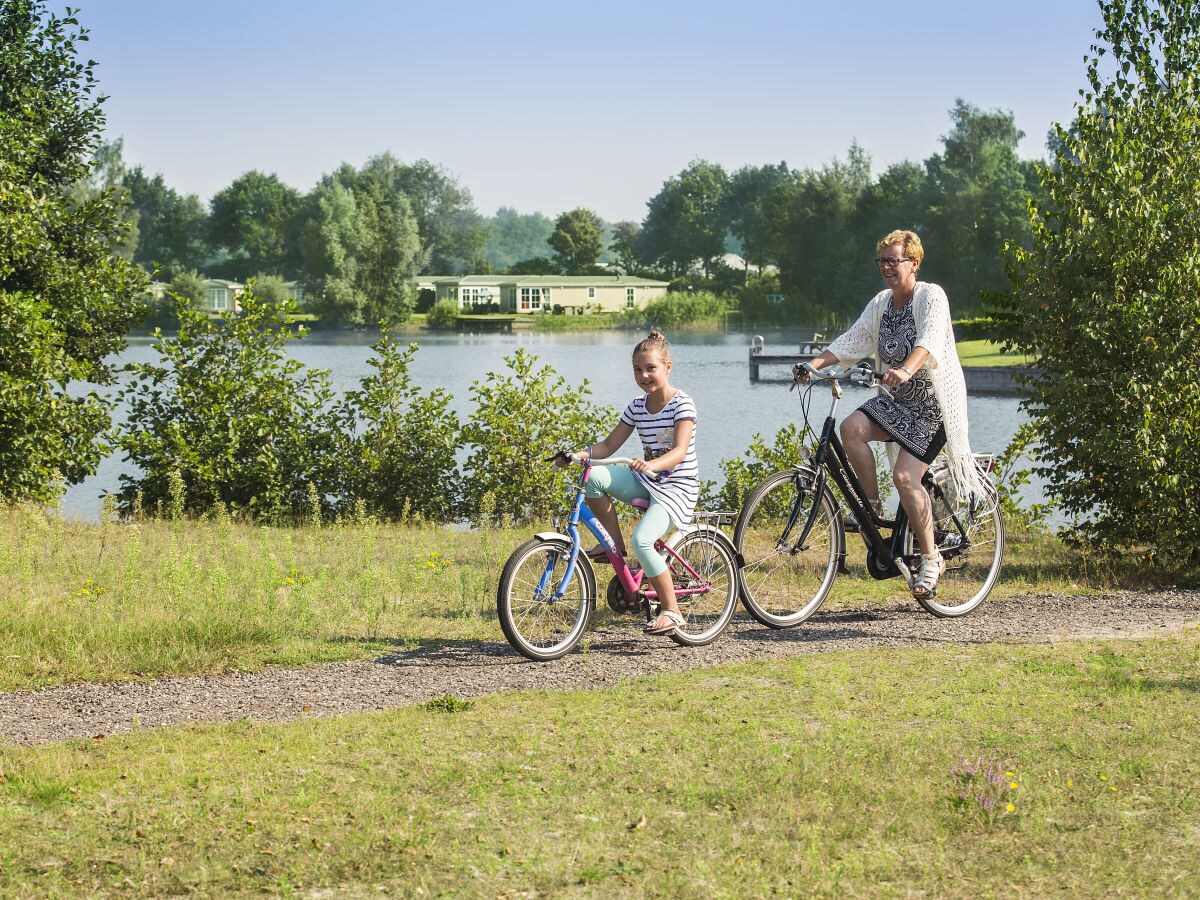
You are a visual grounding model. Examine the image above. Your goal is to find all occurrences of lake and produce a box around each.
[60,327,1042,522]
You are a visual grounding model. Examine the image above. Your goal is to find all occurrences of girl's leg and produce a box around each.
[582,466,650,557]
[630,503,682,628]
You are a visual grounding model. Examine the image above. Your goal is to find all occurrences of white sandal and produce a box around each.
[911,552,946,600]
[645,609,685,635]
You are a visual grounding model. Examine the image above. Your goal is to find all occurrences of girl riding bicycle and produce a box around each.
[560,331,699,636]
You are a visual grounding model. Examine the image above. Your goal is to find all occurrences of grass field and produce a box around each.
[956,339,1031,367]
[1,510,1196,896]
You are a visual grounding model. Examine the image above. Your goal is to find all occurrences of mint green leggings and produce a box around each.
[582,466,672,578]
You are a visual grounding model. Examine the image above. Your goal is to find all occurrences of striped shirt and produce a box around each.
[619,389,700,527]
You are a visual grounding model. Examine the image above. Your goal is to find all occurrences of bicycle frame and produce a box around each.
[798,373,916,584]
[537,460,714,606]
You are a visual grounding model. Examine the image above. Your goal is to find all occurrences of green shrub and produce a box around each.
[951,317,1000,341]
[460,349,614,525]
[640,290,728,328]
[338,332,461,522]
[425,299,459,330]
[116,291,343,522]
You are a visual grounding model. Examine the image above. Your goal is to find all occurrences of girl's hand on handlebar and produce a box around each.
[629,457,651,474]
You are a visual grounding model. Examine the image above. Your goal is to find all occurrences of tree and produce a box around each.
[994,0,1200,564]
[607,220,642,274]
[484,207,554,270]
[548,207,604,273]
[923,100,1034,314]
[124,165,210,277]
[723,162,797,273]
[298,163,423,326]
[638,159,729,277]
[362,155,489,274]
[70,138,138,261]
[0,1,147,503]
[775,143,873,322]
[208,170,302,279]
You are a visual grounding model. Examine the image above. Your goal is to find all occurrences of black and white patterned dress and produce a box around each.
[858,302,947,464]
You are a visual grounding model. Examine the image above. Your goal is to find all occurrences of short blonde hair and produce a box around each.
[877,230,924,266]
[633,330,671,364]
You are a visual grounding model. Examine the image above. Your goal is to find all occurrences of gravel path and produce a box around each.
[3,590,1197,746]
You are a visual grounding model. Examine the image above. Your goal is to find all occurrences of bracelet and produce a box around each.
[897,365,912,377]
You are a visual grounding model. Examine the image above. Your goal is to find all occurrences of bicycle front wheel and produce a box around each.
[666,527,739,646]
[497,537,596,661]
[909,501,1005,617]
[734,468,843,628]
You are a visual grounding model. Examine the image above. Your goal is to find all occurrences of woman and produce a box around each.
[795,230,988,600]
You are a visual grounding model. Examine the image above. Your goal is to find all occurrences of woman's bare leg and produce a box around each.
[839,411,890,507]
[892,450,934,555]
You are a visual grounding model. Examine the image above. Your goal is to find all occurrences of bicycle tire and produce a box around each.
[665,527,740,646]
[497,537,596,661]
[906,498,1005,618]
[733,468,843,628]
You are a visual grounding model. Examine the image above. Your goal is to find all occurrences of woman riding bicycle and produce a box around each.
[795,230,989,601]
[560,331,699,636]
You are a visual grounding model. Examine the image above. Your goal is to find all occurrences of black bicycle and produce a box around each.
[733,362,1004,626]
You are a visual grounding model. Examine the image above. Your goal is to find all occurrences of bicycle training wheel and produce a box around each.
[497,537,596,661]
[665,527,739,646]
[734,468,843,628]
[907,498,1005,617]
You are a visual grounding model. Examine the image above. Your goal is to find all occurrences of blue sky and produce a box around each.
[75,0,1102,222]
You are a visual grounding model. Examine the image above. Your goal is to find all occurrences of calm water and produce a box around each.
[60,328,1040,521]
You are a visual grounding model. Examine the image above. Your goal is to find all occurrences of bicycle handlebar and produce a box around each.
[566,453,638,467]
[792,361,893,398]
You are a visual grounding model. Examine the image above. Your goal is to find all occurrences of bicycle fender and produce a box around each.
[533,531,571,544]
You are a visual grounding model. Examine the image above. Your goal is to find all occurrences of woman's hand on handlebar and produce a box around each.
[791,361,820,389]
[880,366,911,389]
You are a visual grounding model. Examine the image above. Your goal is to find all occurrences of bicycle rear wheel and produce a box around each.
[665,527,739,646]
[909,498,1005,617]
[734,468,843,628]
[497,537,596,661]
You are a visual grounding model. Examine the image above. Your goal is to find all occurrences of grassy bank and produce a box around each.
[957,339,1031,367]
[1,633,1196,895]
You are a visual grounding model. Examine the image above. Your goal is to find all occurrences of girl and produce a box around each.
[571,331,700,636]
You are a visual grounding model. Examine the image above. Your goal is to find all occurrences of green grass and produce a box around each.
[0,508,1169,693]
[1,633,1196,896]
[956,339,1031,367]
[1,510,1197,895]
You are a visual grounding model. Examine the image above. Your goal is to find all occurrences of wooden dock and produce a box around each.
[456,315,515,333]
[747,335,1037,394]
[748,335,829,382]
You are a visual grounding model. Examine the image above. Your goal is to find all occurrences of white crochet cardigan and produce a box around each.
[826,281,990,503]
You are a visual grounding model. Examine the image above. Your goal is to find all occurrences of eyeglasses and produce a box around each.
[876,257,911,268]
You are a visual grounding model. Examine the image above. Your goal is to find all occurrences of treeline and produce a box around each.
[109,102,1042,328]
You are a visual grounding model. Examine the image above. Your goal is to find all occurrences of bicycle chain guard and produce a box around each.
[606,575,642,614]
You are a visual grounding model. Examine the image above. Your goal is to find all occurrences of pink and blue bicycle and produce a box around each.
[497,452,740,661]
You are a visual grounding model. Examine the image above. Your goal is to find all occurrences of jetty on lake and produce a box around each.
[748,335,1034,394]
[748,334,830,382]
